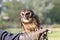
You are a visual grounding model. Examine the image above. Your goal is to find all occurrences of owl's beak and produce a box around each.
[24,15,28,20]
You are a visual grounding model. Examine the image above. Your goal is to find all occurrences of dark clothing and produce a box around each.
[0,30,48,40]
[0,30,20,40]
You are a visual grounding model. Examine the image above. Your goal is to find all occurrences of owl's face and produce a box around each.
[20,9,34,23]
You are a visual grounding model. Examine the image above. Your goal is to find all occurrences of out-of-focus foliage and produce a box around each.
[49,0,60,24]
[0,0,60,29]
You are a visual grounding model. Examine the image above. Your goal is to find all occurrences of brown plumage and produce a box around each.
[20,9,41,32]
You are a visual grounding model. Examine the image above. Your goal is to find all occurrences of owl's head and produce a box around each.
[20,9,34,23]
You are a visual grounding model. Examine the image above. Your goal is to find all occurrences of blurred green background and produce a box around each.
[0,0,60,40]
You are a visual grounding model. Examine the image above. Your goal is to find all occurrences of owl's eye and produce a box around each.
[22,13,24,16]
[26,13,30,15]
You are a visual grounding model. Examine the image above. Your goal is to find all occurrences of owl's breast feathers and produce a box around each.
[22,18,39,31]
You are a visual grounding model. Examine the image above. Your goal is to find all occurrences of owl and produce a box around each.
[20,9,41,32]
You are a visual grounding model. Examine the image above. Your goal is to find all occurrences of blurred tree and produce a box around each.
[4,0,26,22]
[2,0,26,28]
[6,0,60,24]
[4,0,54,24]
[49,0,60,24]
[23,0,54,24]
[2,0,60,29]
